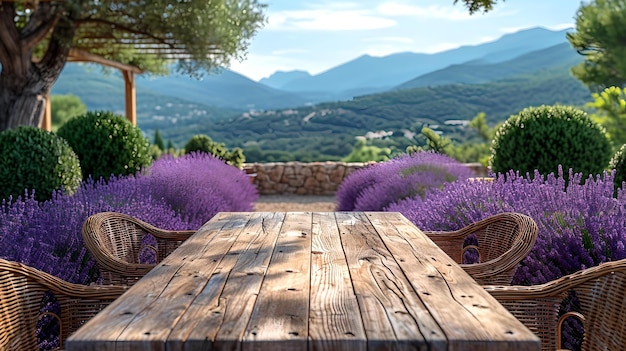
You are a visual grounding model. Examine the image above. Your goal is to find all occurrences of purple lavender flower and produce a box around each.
[140,152,258,228]
[337,152,474,211]
[388,166,626,285]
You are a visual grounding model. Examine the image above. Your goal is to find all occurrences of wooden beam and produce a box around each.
[40,92,52,131]
[122,70,137,126]
[67,48,143,74]
[63,48,142,126]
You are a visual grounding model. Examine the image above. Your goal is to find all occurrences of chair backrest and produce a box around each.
[82,212,159,285]
[571,261,626,351]
[487,259,626,351]
[83,212,152,264]
[0,258,124,350]
[426,212,538,285]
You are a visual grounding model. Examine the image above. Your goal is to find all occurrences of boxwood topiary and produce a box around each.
[490,105,611,180]
[57,111,152,181]
[184,134,245,168]
[0,126,82,202]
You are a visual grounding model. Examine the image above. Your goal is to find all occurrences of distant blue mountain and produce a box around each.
[136,68,311,110]
[53,64,311,111]
[277,27,572,95]
[259,70,312,89]
[396,42,582,90]
[52,27,578,112]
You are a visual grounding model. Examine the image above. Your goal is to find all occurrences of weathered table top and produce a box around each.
[67,212,540,351]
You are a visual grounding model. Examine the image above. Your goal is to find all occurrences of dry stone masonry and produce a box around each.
[244,162,487,195]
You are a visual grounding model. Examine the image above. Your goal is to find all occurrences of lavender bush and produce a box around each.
[140,152,258,228]
[1,152,257,349]
[389,167,626,284]
[0,176,187,285]
[336,152,474,211]
[0,153,258,284]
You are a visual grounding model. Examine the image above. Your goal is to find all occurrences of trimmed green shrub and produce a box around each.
[0,126,82,201]
[490,105,611,179]
[610,144,626,195]
[57,111,152,181]
[184,134,245,168]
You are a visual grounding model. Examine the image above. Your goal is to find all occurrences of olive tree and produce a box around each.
[0,0,266,131]
[567,0,626,89]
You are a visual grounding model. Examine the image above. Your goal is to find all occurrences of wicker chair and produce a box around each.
[82,212,196,286]
[423,212,538,285]
[485,259,626,351]
[0,258,127,350]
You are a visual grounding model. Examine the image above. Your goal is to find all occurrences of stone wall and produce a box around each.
[244,162,488,195]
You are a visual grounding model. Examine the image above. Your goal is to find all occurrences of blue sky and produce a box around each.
[229,0,583,81]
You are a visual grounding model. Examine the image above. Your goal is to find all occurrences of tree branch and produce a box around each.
[21,4,63,51]
[0,3,20,68]
[37,16,74,82]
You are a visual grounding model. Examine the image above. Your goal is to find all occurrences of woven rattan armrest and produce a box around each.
[484,259,626,351]
[0,258,127,350]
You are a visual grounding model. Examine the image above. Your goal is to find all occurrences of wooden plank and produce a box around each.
[66,212,250,351]
[243,212,313,351]
[308,212,367,351]
[166,212,286,351]
[335,212,442,351]
[367,212,540,351]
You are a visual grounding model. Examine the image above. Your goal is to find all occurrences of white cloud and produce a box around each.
[546,23,575,31]
[266,7,396,31]
[376,2,473,20]
[229,53,319,81]
[420,42,463,54]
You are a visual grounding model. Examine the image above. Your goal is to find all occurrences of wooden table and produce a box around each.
[67,212,540,351]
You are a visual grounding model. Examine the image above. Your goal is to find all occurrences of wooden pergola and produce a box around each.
[40,48,144,131]
[5,0,201,131]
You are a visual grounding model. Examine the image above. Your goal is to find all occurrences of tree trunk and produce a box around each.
[0,3,71,132]
[0,74,51,131]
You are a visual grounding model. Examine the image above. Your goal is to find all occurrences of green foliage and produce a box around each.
[57,111,152,181]
[1,1,267,132]
[149,144,184,161]
[568,0,626,88]
[454,0,502,13]
[468,112,493,141]
[409,113,496,166]
[184,134,245,168]
[490,105,612,179]
[452,112,498,166]
[421,127,452,154]
[50,94,87,131]
[587,86,626,149]
[0,126,82,201]
[447,142,492,166]
[9,1,267,76]
[153,66,590,162]
[342,139,391,162]
[153,129,165,151]
[610,144,626,195]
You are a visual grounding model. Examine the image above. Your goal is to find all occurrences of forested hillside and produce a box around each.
[144,66,591,161]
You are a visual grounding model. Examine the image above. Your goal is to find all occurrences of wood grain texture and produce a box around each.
[308,212,366,351]
[66,212,540,351]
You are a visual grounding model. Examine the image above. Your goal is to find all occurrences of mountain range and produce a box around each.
[53,26,577,111]
[50,26,593,160]
[263,27,572,97]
